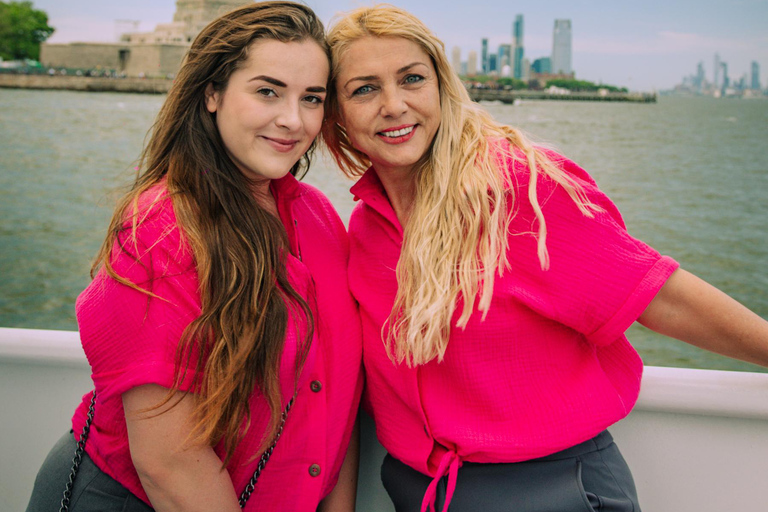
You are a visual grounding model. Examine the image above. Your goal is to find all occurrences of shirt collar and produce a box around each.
[350,166,385,203]
[270,172,303,204]
[349,167,404,236]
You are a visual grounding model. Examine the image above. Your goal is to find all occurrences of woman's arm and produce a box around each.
[317,416,360,512]
[638,268,768,367]
[123,384,241,512]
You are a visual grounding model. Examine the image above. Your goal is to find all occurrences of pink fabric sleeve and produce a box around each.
[500,155,679,346]
[77,198,202,402]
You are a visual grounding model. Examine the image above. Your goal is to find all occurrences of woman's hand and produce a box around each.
[638,268,768,368]
[123,384,241,512]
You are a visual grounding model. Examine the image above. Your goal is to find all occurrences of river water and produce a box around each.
[1,89,766,372]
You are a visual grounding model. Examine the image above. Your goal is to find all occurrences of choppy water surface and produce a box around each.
[1,89,766,372]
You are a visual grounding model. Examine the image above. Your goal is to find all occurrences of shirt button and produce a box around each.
[308,463,321,477]
[310,380,322,393]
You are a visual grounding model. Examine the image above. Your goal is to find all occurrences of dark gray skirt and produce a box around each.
[381,430,640,512]
[26,431,153,512]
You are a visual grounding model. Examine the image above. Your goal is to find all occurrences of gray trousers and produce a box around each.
[381,430,641,512]
[26,431,154,512]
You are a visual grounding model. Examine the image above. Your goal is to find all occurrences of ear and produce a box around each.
[204,83,219,113]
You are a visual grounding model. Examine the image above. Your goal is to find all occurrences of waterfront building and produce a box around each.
[481,38,489,75]
[489,54,498,74]
[40,0,249,77]
[552,19,572,75]
[696,61,706,93]
[721,61,729,92]
[531,57,551,74]
[513,14,524,80]
[521,57,530,82]
[498,44,511,70]
[714,53,721,90]
[751,61,761,90]
[467,51,478,76]
[451,46,461,74]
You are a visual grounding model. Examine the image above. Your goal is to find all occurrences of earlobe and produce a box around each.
[204,83,219,113]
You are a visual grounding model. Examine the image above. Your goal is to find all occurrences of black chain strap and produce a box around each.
[238,396,295,507]
[60,391,295,511]
[60,390,96,512]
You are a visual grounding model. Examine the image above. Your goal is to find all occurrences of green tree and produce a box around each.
[496,77,528,90]
[545,78,628,93]
[0,1,54,61]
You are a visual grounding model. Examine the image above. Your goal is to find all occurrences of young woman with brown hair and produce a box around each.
[26,3,362,511]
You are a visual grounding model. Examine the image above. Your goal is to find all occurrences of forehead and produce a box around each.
[337,36,432,75]
[235,38,329,79]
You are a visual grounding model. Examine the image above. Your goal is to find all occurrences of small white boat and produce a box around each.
[2,327,767,511]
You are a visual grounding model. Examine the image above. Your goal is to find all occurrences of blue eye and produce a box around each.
[352,84,374,96]
[404,74,424,84]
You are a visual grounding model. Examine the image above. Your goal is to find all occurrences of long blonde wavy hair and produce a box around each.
[94,2,326,464]
[323,5,598,366]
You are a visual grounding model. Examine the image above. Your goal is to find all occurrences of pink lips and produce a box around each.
[377,124,417,145]
[263,136,299,153]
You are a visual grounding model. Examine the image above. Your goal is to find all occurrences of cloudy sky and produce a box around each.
[32,0,768,91]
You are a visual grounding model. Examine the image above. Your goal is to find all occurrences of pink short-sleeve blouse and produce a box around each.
[347,145,679,510]
[72,174,363,510]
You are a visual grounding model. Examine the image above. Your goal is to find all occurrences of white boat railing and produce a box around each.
[2,327,768,511]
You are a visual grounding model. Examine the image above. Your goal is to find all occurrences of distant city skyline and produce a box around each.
[30,0,768,91]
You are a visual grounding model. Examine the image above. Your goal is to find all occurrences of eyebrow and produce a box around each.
[342,62,428,89]
[249,75,285,87]
[249,75,327,93]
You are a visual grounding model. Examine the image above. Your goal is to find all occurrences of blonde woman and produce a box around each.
[26,3,361,511]
[322,5,768,512]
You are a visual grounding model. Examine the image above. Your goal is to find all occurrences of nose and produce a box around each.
[276,99,302,132]
[380,86,407,118]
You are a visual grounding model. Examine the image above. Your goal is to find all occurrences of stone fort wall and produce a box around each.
[40,43,189,78]
[39,1,249,77]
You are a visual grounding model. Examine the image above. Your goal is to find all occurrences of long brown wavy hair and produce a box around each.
[93,2,327,464]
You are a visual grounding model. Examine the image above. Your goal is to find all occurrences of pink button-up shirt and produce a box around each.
[348,148,678,511]
[73,174,363,510]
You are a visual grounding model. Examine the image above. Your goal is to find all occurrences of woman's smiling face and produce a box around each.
[335,36,441,179]
[206,38,328,188]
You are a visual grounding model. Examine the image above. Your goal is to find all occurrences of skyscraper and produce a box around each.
[696,61,705,92]
[513,15,524,80]
[498,44,512,70]
[467,51,478,76]
[481,38,489,75]
[552,19,572,75]
[521,57,530,81]
[713,53,721,89]
[751,61,761,90]
[531,57,551,74]
[451,46,461,74]
[489,54,498,73]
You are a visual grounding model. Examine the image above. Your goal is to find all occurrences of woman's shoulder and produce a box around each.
[115,182,191,270]
[294,180,347,233]
[123,182,176,229]
[489,137,597,188]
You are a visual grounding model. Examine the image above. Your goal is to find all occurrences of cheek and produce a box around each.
[339,107,369,149]
[305,109,325,138]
